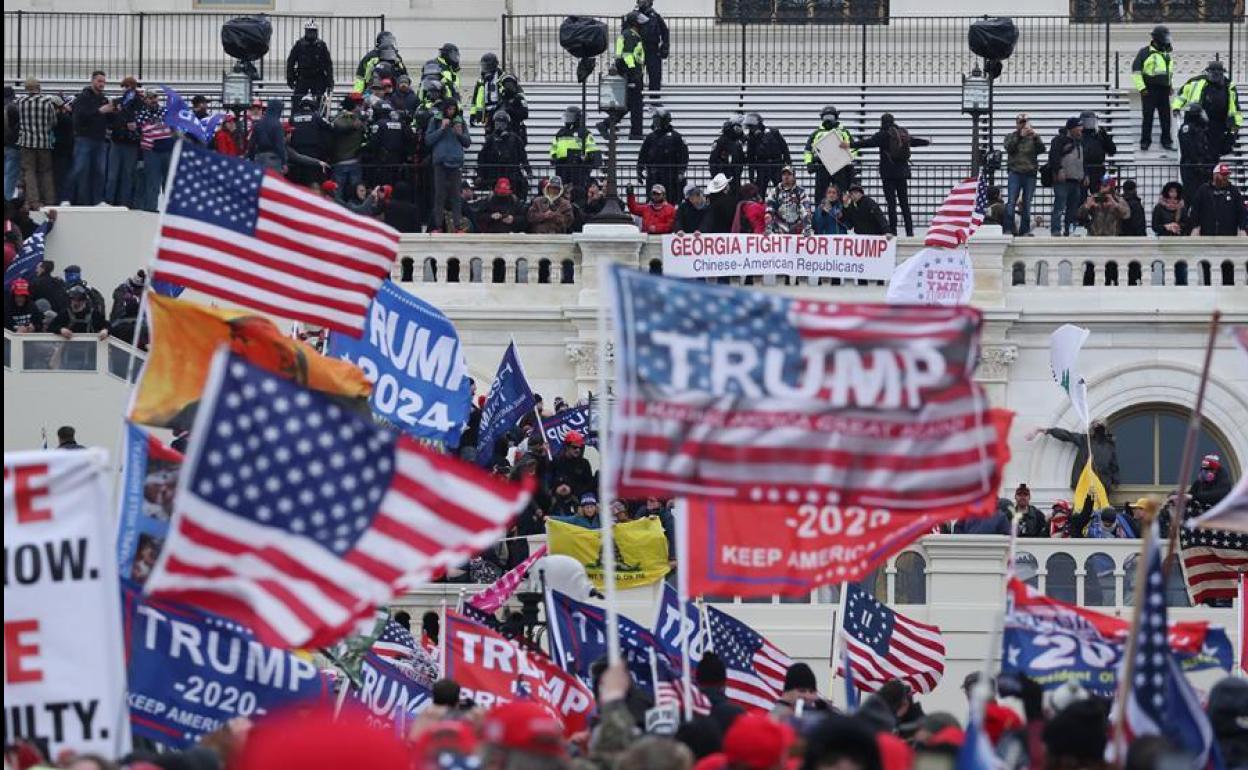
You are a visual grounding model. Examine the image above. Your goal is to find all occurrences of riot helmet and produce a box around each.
[480,52,499,75]
[440,43,461,70]
[562,105,582,127]
[303,20,319,42]
[820,105,839,128]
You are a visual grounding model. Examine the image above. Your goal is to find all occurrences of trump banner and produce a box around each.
[885,247,974,306]
[661,233,896,282]
[607,265,1010,516]
[4,450,129,758]
[116,422,183,584]
[344,654,432,731]
[542,403,598,456]
[328,280,471,446]
[546,517,671,590]
[122,581,330,747]
[474,342,536,466]
[685,499,944,597]
[443,612,593,735]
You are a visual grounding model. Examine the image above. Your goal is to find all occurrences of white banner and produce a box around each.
[885,247,974,306]
[4,449,129,758]
[1049,324,1092,428]
[661,233,896,281]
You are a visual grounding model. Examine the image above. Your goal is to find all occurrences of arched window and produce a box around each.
[1175,260,1189,286]
[516,258,529,284]
[894,552,927,604]
[538,259,552,284]
[1083,553,1116,606]
[491,258,507,283]
[446,258,461,283]
[400,257,414,282]
[1011,262,1025,286]
[422,258,438,282]
[560,259,575,284]
[1108,405,1237,497]
[1082,261,1095,286]
[1014,552,1040,587]
[861,567,888,602]
[1221,261,1235,286]
[1125,554,1191,607]
[1045,553,1076,603]
[469,258,483,283]
[1105,261,1119,286]
[1034,261,1049,286]
[649,258,663,275]
[1150,260,1165,286]
[1057,260,1073,286]
[1198,260,1212,286]
[1127,261,1142,286]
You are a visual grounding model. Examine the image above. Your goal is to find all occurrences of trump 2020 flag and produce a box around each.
[150,142,399,337]
[161,85,224,145]
[885,247,974,306]
[473,342,536,467]
[1049,324,1091,428]
[3,219,53,293]
[607,264,1008,515]
[144,350,533,649]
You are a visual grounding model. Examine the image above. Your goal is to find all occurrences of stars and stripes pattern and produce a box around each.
[609,266,1004,513]
[372,619,441,688]
[3,220,51,292]
[924,175,988,249]
[150,142,398,337]
[838,584,946,694]
[704,604,793,711]
[467,545,547,613]
[144,350,532,649]
[1179,522,1248,605]
[1111,525,1217,768]
[373,619,420,659]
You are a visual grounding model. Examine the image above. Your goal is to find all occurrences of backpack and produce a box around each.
[886,126,911,162]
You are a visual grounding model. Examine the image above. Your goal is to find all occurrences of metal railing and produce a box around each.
[3,11,384,86]
[1068,0,1245,22]
[502,14,1245,84]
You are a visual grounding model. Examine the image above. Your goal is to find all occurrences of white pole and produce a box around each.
[830,582,850,705]
[596,262,620,663]
[677,497,693,722]
[1238,575,1245,677]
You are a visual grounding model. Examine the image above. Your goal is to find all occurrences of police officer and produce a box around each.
[637,108,687,201]
[287,20,334,107]
[743,112,790,194]
[1178,104,1214,194]
[634,0,670,96]
[354,31,408,94]
[470,52,506,128]
[476,111,530,202]
[1132,25,1174,152]
[709,116,745,184]
[364,100,412,188]
[803,105,857,202]
[497,74,530,144]
[1173,60,1242,158]
[288,94,330,185]
[419,43,463,108]
[611,12,646,140]
[550,106,602,199]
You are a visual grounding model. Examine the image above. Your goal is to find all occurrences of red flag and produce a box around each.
[443,612,594,735]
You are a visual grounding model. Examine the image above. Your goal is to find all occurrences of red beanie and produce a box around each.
[234,708,410,770]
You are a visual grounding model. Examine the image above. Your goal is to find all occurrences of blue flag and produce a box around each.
[474,341,535,466]
[161,85,223,144]
[344,653,432,730]
[955,708,997,770]
[115,422,182,584]
[3,220,53,293]
[546,590,668,693]
[122,581,330,748]
[653,583,708,669]
[542,403,598,456]
[328,280,471,446]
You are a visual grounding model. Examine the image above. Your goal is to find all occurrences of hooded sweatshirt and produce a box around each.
[251,99,288,165]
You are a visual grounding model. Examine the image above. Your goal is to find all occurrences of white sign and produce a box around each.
[1049,324,1092,428]
[4,449,129,758]
[661,233,896,281]
[813,132,854,176]
[885,247,974,306]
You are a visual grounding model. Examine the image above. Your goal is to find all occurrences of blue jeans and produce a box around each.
[331,161,362,200]
[104,142,139,207]
[69,137,108,205]
[141,149,172,212]
[3,146,19,200]
[1005,171,1037,235]
[1050,180,1080,236]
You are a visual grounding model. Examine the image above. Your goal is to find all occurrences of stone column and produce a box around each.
[572,224,648,306]
[976,343,1018,409]
[565,337,614,393]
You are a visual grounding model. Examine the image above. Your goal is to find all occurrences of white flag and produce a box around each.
[885,247,973,306]
[1049,324,1091,428]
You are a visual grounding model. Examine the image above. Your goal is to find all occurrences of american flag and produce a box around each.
[150,142,398,337]
[467,544,547,613]
[144,350,532,649]
[1179,521,1248,605]
[704,604,792,711]
[924,176,988,249]
[837,584,946,694]
[372,619,440,687]
[1111,525,1217,768]
[609,265,1006,513]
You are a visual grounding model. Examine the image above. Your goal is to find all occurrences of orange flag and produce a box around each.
[129,294,371,430]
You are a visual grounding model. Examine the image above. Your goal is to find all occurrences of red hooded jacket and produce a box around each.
[627,195,677,234]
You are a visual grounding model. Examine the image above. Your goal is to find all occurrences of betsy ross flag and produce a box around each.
[1110,524,1218,768]
[924,176,988,249]
[150,142,398,337]
[144,351,533,649]
[838,584,946,694]
[705,604,793,711]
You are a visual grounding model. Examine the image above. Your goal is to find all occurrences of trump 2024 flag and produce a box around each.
[607,264,1009,515]
[144,351,533,649]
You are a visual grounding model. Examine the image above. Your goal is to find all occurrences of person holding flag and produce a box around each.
[1027,420,1119,498]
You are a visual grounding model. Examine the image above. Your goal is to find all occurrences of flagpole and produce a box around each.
[1164,310,1222,567]
[1238,575,1245,678]
[1112,497,1160,767]
[649,647,662,705]
[532,404,553,461]
[439,596,448,678]
[830,582,850,708]
[676,497,693,722]
[596,262,621,663]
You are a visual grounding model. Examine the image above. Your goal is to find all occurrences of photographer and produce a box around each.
[1002,112,1045,236]
[1077,173,1130,236]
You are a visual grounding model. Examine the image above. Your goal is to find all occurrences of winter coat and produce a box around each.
[1003,129,1046,175]
[425,109,472,168]
[812,201,847,234]
[709,134,745,181]
[286,37,334,92]
[1189,466,1232,508]
[1122,192,1147,236]
[1049,132,1085,184]
[627,195,676,234]
[1015,505,1049,538]
[745,128,790,170]
[1045,426,1120,490]
[851,124,931,180]
[732,200,766,234]
[1151,198,1186,236]
[49,305,108,335]
[476,194,525,233]
[330,111,366,164]
[766,182,811,234]
[1187,181,1247,235]
[213,126,243,157]
[1080,128,1117,181]
[704,190,741,233]
[550,453,594,497]
[250,99,287,165]
[71,86,110,140]
[1078,191,1130,236]
[526,194,573,234]
[845,195,889,235]
[675,200,710,233]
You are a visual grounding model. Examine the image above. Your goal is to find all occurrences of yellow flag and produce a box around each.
[1074,458,1111,512]
[546,518,671,590]
[130,294,371,429]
